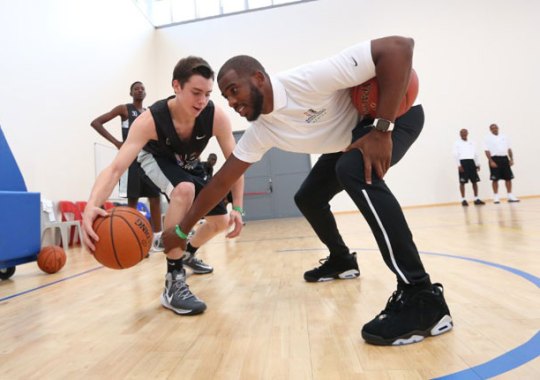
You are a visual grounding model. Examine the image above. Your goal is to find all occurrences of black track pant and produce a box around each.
[294,105,429,286]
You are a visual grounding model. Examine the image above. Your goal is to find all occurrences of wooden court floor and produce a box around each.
[1,197,539,379]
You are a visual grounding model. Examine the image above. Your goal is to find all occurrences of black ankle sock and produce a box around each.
[329,251,351,260]
[167,258,183,273]
[398,280,432,292]
[186,242,198,255]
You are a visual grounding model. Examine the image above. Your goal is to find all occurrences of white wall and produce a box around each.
[0,0,154,200]
[1,0,539,210]
[154,0,540,209]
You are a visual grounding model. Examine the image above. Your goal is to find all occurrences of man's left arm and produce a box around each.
[162,154,250,252]
[345,36,414,184]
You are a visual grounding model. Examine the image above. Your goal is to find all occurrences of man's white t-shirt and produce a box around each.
[234,41,376,164]
[484,133,511,157]
[452,139,479,166]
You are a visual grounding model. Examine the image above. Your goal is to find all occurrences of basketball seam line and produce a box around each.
[109,208,124,269]
[113,212,146,264]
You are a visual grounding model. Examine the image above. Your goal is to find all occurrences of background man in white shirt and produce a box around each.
[452,129,485,206]
[484,124,519,204]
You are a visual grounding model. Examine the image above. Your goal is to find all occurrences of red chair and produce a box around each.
[75,201,87,215]
[58,200,83,246]
[103,201,115,210]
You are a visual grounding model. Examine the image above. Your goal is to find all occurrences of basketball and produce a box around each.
[92,206,153,269]
[350,69,419,118]
[37,245,67,274]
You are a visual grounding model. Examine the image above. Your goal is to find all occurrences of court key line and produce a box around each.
[278,247,540,379]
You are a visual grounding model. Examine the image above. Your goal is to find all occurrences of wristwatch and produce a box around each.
[372,118,395,132]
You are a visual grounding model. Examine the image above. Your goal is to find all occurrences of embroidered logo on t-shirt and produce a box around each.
[304,108,327,123]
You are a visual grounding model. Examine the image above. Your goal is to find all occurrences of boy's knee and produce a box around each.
[170,182,195,203]
[206,215,229,232]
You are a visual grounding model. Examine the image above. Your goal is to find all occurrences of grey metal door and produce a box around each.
[233,131,311,221]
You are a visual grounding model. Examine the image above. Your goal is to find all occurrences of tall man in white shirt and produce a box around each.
[162,36,453,346]
[484,124,519,204]
[452,129,485,206]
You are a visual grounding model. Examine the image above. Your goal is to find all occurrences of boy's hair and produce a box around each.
[173,56,214,87]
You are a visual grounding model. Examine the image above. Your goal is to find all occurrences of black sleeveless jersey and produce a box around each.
[145,96,214,171]
[122,103,145,141]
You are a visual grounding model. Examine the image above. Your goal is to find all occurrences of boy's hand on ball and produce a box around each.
[82,206,109,251]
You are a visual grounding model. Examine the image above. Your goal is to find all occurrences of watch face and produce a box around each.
[375,119,391,131]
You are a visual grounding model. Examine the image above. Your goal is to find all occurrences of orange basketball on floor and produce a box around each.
[37,245,67,274]
[92,206,152,269]
[351,69,419,118]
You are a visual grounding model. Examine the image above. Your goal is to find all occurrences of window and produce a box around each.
[133,0,316,28]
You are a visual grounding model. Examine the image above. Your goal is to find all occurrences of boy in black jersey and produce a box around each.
[83,58,245,316]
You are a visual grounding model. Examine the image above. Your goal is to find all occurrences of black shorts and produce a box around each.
[459,159,480,184]
[489,156,514,181]
[138,152,227,216]
[125,161,161,199]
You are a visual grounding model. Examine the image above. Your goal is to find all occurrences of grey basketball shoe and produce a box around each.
[182,253,214,274]
[161,269,206,315]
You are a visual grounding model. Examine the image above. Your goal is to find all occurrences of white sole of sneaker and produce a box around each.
[338,269,360,279]
[430,314,453,336]
[315,277,335,282]
[160,294,205,315]
[391,314,453,346]
[392,335,424,345]
[309,269,360,282]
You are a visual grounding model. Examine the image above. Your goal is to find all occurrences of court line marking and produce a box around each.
[277,247,540,379]
[2,250,538,378]
[421,251,539,379]
[434,331,540,380]
[0,266,103,303]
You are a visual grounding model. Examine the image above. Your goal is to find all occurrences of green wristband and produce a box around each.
[175,225,189,240]
[232,205,245,216]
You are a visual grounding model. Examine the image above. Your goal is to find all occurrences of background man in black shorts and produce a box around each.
[200,153,217,182]
[483,124,520,204]
[90,81,163,250]
[452,129,485,206]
